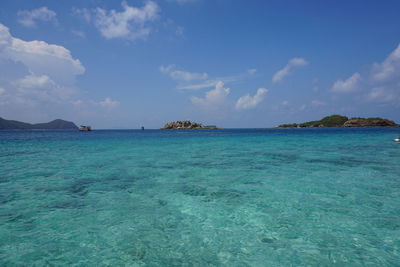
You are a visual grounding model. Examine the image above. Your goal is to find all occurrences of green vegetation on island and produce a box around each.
[0,117,78,130]
[277,115,397,128]
[162,121,218,129]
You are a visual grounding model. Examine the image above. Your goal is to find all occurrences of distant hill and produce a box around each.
[0,117,78,130]
[277,115,398,128]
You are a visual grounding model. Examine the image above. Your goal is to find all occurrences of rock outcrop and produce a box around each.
[343,118,397,127]
[161,121,217,129]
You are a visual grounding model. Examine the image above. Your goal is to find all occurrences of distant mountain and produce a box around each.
[277,115,398,128]
[0,117,78,130]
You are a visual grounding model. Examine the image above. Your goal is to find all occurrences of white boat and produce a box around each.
[79,125,91,131]
[395,137,400,142]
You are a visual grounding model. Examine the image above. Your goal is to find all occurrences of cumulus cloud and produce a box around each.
[0,24,85,85]
[94,1,159,40]
[160,65,208,81]
[98,97,120,108]
[331,72,361,93]
[372,44,400,82]
[0,23,92,121]
[235,88,267,110]
[13,74,75,104]
[17,7,57,28]
[191,81,230,107]
[272,57,308,83]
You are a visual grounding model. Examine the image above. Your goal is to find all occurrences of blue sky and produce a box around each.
[0,0,399,128]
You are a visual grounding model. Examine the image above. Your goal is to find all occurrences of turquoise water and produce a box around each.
[1,128,400,266]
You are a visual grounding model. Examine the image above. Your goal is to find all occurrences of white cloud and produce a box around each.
[71,99,84,106]
[235,88,267,110]
[168,0,198,4]
[16,74,53,89]
[72,8,92,22]
[160,65,208,81]
[311,100,326,106]
[178,69,257,90]
[0,23,87,121]
[71,30,86,38]
[367,87,399,103]
[175,26,184,36]
[94,1,159,40]
[13,74,75,104]
[177,80,218,90]
[17,7,57,28]
[191,81,230,107]
[99,97,120,108]
[272,57,308,83]
[331,72,361,93]
[372,44,400,82]
[247,69,257,75]
[0,24,85,84]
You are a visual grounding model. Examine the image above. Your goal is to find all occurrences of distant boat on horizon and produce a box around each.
[79,125,91,131]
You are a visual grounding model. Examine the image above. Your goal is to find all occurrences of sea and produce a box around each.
[0,128,399,266]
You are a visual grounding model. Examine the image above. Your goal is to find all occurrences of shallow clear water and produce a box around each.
[1,128,400,266]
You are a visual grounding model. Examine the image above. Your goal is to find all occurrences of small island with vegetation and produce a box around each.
[277,115,398,128]
[161,121,218,129]
[0,117,78,130]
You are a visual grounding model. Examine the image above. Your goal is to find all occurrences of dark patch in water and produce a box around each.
[251,152,300,163]
[158,200,168,206]
[68,183,89,196]
[104,173,144,191]
[181,185,208,197]
[3,211,25,223]
[0,191,17,204]
[180,184,245,203]
[35,185,61,193]
[50,200,85,209]
[66,178,99,196]
[0,150,40,158]
[306,156,380,168]
[209,189,244,199]
[261,237,275,243]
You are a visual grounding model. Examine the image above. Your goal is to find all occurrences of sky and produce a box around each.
[0,0,400,129]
